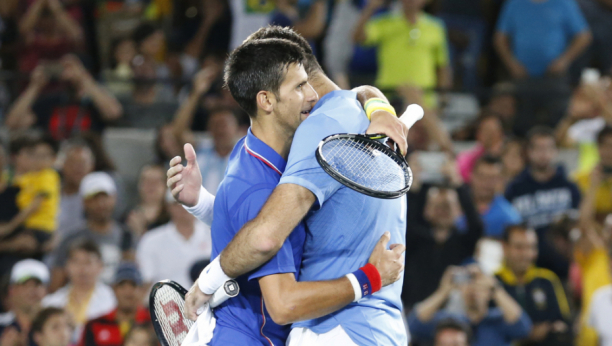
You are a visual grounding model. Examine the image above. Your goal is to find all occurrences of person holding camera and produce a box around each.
[496,225,572,346]
[408,265,531,346]
[5,55,122,140]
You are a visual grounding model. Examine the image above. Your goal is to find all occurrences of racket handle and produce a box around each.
[209,279,240,308]
[399,104,424,129]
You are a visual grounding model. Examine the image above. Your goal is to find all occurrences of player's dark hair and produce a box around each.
[596,125,612,145]
[68,239,102,261]
[224,38,305,117]
[246,26,323,76]
[501,223,533,243]
[32,307,65,334]
[434,318,472,343]
[526,126,555,148]
[473,155,502,172]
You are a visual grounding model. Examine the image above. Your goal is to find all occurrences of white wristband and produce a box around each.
[183,186,215,226]
[198,256,232,295]
[346,273,362,302]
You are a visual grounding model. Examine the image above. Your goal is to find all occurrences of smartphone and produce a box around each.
[43,62,63,79]
[452,270,472,285]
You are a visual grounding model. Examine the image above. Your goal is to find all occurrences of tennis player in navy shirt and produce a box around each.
[169,31,407,345]
[179,27,410,346]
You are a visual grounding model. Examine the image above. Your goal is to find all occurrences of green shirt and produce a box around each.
[364,12,449,90]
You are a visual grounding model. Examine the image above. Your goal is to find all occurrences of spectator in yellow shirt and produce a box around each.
[575,126,612,221]
[354,0,452,108]
[14,135,61,246]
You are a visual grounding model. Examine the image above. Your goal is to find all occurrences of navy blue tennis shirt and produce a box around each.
[209,128,306,346]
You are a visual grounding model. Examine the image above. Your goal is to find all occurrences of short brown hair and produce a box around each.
[68,239,102,261]
[32,307,65,334]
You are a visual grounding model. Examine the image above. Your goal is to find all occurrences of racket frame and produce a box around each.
[149,280,191,346]
[315,133,413,199]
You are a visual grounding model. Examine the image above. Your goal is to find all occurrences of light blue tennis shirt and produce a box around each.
[279,90,408,345]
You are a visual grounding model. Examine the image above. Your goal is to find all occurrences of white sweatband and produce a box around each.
[198,256,232,295]
[184,186,215,226]
[346,273,362,302]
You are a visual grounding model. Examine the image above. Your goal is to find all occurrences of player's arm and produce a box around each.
[259,233,405,325]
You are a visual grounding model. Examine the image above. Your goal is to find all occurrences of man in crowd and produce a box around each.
[43,240,116,344]
[408,265,532,346]
[57,140,95,239]
[5,55,122,140]
[136,192,211,289]
[496,225,571,346]
[354,0,452,109]
[0,259,49,346]
[457,156,522,238]
[575,126,612,220]
[403,157,483,308]
[505,126,581,280]
[50,172,134,290]
[79,263,150,346]
[31,308,71,346]
[433,319,471,346]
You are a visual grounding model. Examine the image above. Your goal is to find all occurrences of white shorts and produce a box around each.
[286,326,358,346]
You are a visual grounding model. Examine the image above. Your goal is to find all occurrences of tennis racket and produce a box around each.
[149,280,240,346]
[316,104,424,199]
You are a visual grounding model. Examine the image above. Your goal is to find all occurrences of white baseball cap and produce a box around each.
[10,259,50,285]
[79,172,116,198]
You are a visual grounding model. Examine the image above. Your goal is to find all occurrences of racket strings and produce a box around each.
[152,286,193,346]
[321,138,407,192]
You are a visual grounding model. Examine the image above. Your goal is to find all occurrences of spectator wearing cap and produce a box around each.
[136,191,211,289]
[31,307,71,346]
[78,263,150,346]
[0,259,49,346]
[42,240,116,344]
[456,156,522,238]
[496,225,572,346]
[49,172,134,291]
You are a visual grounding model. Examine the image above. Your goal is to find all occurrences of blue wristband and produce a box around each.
[353,268,373,297]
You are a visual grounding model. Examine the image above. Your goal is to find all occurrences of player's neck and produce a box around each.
[251,122,293,160]
[309,73,341,99]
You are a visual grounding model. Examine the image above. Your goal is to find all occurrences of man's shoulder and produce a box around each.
[528,267,562,286]
[420,13,445,29]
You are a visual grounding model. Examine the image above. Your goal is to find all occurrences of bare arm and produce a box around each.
[436,65,452,91]
[353,0,382,44]
[492,283,523,323]
[415,267,455,322]
[47,0,83,42]
[171,68,216,140]
[293,1,327,40]
[19,0,46,36]
[80,77,123,121]
[557,31,592,67]
[5,66,47,129]
[219,184,315,277]
[494,32,528,79]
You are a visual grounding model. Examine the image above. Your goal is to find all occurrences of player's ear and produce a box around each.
[256,90,274,114]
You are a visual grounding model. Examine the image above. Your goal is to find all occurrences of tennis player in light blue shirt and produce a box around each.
[279,90,407,345]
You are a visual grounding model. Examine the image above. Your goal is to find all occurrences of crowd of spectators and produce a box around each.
[0,0,612,345]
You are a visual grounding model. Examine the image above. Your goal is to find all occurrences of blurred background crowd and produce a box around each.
[0,0,611,345]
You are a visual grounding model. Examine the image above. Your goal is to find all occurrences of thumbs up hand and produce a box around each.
[167,143,204,207]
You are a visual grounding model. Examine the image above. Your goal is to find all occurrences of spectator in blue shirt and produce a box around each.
[409,265,532,346]
[494,0,592,79]
[457,156,522,238]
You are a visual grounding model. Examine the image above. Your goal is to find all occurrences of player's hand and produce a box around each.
[184,280,212,321]
[167,143,203,207]
[366,110,409,156]
[368,232,405,287]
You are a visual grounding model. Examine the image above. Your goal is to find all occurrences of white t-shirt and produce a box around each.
[589,284,612,346]
[136,220,212,288]
[42,282,116,343]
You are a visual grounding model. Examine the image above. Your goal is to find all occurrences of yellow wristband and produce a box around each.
[363,98,388,111]
[366,103,396,120]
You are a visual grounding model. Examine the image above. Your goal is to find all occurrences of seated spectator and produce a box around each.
[103,37,136,96]
[500,137,526,187]
[136,191,211,288]
[5,55,123,140]
[433,318,472,346]
[43,240,116,343]
[403,157,483,308]
[122,325,156,346]
[125,165,170,239]
[456,115,505,182]
[408,265,532,346]
[131,23,169,83]
[17,0,84,73]
[56,140,95,241]
[574,126,612,220]
[154,125,183,168]
[79,263,150,346]
[50,172,134,290]
[31,307,71,346]
[13,134,60,244]
[354,0,452,109]
[0,259,49,346]
[456,156,522,238]
[496,225,572,346]
[494,0,592,135]
[505,126,581,280]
